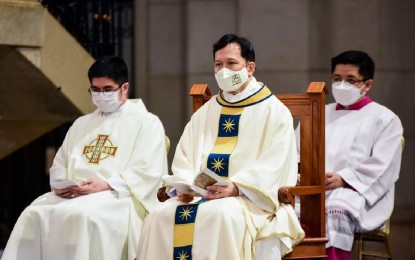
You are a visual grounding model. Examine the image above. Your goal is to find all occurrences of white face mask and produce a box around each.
[215,67,249,92]
[92,90,122,113]
[332,81,365,106]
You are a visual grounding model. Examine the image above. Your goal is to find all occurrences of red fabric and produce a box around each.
[336,95,373,110]
[326,246,350,260]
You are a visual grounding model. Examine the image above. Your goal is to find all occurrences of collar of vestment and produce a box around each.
[336,95,373,111]
[216,84,273,108]
[221,76,262,102]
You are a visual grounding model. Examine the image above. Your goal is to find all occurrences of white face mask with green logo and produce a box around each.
[215,67,249,92]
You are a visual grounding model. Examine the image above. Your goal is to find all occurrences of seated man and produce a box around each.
[297,50,403,259]
[137,34,304,260]
[2,56,168,260]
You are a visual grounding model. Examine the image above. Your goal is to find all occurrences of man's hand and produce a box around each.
[204,182,239,200]
[325,172,346,190]
[54,187,77,199]
[54,179,111,199]
[177,191,194,203]
[157,187,170,202]
[71,179,112,196]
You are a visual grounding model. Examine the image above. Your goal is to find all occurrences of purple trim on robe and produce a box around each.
[327,246,351,259]
[336,95,373,110]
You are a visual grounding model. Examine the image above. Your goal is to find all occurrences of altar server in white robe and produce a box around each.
[137,34,304,260]
[2,56,168,260]
[297,50,403,260]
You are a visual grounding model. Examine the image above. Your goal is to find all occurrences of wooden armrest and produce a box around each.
[278,185,323,205]
[159,185,322,204]
[283,237,329,259]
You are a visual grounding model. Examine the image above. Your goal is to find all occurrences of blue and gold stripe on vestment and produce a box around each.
[173,199,205,260]
[215,84,272,108]
[207,106,243,178]
[209,85,272,177]
[172,85,272,259]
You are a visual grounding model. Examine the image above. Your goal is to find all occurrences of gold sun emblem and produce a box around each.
[179,207,194,221]
[211,157,225,172]
[177,250,190,260]
[222,118,235,133]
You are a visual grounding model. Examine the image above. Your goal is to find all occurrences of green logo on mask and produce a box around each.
[232,74,242,86]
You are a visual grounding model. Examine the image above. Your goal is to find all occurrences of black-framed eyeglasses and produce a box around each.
[331,77,366,86]
[88,85,123,96]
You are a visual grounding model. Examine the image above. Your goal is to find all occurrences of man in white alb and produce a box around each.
[137,34,304,260]
[2,56,168,260]
[298,50,403,260]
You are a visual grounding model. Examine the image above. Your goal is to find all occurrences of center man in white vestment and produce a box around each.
[2,56,168,260]
[297,51,403,260]
[137,34,304,260]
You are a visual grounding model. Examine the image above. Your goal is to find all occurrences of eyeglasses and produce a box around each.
[88,85,123,96]
[331,77,366,86]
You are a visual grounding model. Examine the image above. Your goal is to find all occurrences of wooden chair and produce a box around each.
[353,136,404,260]
[353,219,392,260]
[190,82,328,259]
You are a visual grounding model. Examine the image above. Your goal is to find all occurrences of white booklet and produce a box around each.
[170,168,229,196]
[50,179,80,190]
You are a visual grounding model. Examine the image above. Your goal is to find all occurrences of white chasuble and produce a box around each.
[2,99,168,260]
[323,102,402,251]
[137,85,305,260]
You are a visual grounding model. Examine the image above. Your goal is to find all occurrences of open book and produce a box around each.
[170,168,229,196]
[50,179,80,190]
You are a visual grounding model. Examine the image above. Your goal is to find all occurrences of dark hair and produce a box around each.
[88,56,128,85]
[213,34,255,62]
[331,50,375,80]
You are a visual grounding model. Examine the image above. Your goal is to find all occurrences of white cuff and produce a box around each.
[107,176,130,199]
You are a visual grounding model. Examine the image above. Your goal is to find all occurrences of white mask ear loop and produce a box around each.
[246,62,254,76]
[360,81,368,96]
[119,83,127,102]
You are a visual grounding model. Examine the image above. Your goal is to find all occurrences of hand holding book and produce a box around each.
[170,168,229,197]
